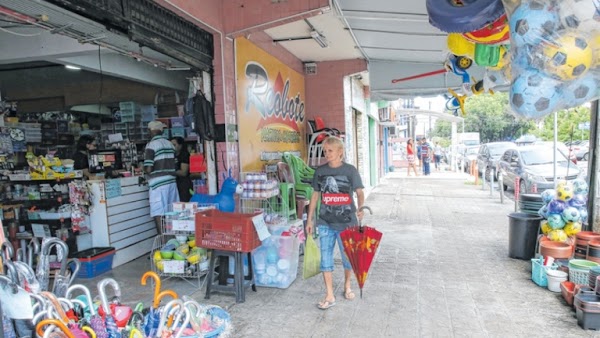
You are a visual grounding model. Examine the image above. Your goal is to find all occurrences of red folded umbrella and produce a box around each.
[340,206,382,298]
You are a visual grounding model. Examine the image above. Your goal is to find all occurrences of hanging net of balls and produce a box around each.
[505,0,600,119]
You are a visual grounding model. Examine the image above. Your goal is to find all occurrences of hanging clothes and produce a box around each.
[187,90,215,142]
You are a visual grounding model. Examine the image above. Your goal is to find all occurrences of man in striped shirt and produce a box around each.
[145,121,179,234]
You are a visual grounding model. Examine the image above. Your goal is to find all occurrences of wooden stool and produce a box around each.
[205,250,256,303]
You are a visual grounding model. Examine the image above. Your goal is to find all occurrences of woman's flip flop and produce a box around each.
[344,290,356,300]
[317,299,336,310]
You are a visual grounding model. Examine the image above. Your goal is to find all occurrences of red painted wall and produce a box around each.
[305,59,367,132]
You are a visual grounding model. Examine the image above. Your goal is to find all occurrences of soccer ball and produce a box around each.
[542,33,593,80]
[591,31,600,68]
[556,183,574,201]
[558,0,600,32]
[510,70,561,118]
[510,1,559,46]
[541,189,556,203]
[563,75,599,107]
[538,205,550,218]
[564,221,582,237]
[579,207,589,223]
[562,206,581,223]
[548,199,568,214]
[548,229,568,242]
[547,213,566,230]
[568,194,587,208]
[541,220,552,234]
[572,178,589,195]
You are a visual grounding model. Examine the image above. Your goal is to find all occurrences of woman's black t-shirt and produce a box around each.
[174,149,193,202]
[72,151,89,170]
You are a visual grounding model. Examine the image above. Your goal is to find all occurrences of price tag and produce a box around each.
[252,213,271,241]
[172,220,195,231]
[163,260,185,274]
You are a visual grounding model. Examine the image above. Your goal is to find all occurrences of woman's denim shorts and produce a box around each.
[318,225,351,271]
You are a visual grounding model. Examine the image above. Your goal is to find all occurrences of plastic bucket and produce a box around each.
[508,212,542,260]
[547,270,568,292]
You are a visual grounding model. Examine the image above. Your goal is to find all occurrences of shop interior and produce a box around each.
[0,27,201,253]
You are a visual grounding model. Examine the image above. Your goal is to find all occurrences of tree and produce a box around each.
[463,93,536,142]
[529,107,590,142]
[431,120,451,138]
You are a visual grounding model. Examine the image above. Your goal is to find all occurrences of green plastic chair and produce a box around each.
[281,153,314,199]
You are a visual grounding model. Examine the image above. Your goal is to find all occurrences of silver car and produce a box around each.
[476,142,516,179]
[497,145,582,193]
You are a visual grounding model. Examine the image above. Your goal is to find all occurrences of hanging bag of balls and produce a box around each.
[505,0,600,119]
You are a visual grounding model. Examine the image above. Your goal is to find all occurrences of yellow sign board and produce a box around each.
[235,37,306,172]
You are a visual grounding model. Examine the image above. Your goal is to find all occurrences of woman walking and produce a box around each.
[306,136,365,310]
[406,138,419,176]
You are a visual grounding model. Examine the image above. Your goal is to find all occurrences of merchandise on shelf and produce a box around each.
[240,172,279,199]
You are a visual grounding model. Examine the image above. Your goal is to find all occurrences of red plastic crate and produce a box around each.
[195,209,261,252]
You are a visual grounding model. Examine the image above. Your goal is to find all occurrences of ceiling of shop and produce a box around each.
[0,0,192,96]
[1,0,482,104]
[264,0,486,100]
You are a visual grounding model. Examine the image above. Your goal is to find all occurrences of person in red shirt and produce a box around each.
[406,138,419,176]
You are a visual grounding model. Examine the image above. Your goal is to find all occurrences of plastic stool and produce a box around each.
[205,250,256,303]
[271,183,297,220]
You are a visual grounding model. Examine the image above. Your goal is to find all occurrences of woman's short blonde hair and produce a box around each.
[323,136,345,159]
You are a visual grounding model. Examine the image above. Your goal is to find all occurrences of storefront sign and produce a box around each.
[235,37,306,171]
[105,179,122,199]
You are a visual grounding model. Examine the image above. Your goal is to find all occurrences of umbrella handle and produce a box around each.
[1,240,14,262]
[154,289,178,309]
[36,319,75,338]
[358,206,373,230]
[141,271,162,306]
[41,291,70,323]
[67,259,80,287]
[65,284,96,316]
[81,326,96,338]
[157,299,184,337]
[97,278,121,315]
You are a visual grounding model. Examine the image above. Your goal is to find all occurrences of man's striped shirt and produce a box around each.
[144,135,176,190]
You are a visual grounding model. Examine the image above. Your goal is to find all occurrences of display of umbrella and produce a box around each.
[35,318,75,338]
[0,275,18,338]
[144,289,178,337]
[36,237,69,292]
[40,291,89,338]
[26,238,40,270]
[156,299,191,338]
[340,206,382,298]
[67,284,107,338]
[53,258,80,298]
[98,277,134,336]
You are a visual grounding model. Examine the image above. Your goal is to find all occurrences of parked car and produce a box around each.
[497,145,582,193]
[533,141,577,164]
[459,146,480,172]
[571,140,590,160]
[476,141,516,179]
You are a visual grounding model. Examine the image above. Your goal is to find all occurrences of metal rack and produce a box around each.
[149,203,215,289]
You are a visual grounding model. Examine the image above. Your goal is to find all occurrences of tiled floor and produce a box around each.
[75,170,600,337]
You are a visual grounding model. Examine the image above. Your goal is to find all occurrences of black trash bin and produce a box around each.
[508,212,542,260]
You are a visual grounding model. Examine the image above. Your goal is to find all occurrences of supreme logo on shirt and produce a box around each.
[322,193,351,205]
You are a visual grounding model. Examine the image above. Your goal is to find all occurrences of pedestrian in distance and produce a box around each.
[406,138,419,176]
[434,142,443,171]
[421,137,432,176]
[416,139,423,172]
[306,136,365,310]
[144,121,179,234]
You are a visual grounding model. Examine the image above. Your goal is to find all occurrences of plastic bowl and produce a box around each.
[569,259,599,270]
[160,250,174,259]
[188,239,196,248]
[173,250,187,261]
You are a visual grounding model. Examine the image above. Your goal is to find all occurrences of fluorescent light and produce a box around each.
[310,30,328,48]
[65,65,81,70]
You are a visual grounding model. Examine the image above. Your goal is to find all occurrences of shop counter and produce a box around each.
[88,176,155,267]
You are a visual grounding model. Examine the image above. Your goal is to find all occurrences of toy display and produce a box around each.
[190,170,243,212]
[506,0,600,118]
[538,179,588,242]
